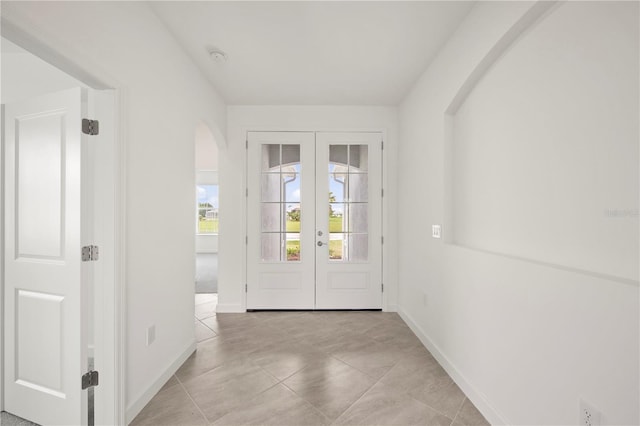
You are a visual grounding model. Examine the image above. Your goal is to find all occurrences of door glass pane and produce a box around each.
[261,173,281,202]
[261,203,281,232]
[329,145,348,166]
[348,204,368,234]
[262,144,281,171]
[260,143,301,262]
[347,174,368,202]
[348,234,368,262]
[327,144,370,262]
[286,203,301,232]
[329,168,346,201]
[284,173,300,203]
[329,234,345,260]
[329,204,345,233]
[349,145,368,172]
[282,144,300,165]
[261,233,283,262]
[286,234,300,261]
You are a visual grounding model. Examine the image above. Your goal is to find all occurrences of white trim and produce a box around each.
[0,105,5,412]
[1,15,126,426]
[196,249,218,254]
[113,88,128,426]
[125,342,196,425]
[216,303,245,313]
[398,307,509,425]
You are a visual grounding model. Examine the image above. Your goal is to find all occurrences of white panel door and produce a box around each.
[315,132,382,309]
[3,88,88,425]
[247,131,382,310]
[246,132,316,309]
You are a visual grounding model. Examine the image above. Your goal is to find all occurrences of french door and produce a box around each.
[246,131,382,310]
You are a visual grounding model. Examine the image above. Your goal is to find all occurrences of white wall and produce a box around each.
[398,1,639,425]
[1,2,227,422]
[451,2,638,281]
[220,106,398,312]
[1,37,87,104]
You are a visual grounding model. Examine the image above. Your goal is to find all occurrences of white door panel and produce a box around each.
[246,132,316,309]
[247,131,382,310]
[315,132,382,309]
[4,88,87,425]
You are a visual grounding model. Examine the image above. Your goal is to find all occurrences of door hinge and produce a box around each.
[245,283,248,292]
[82,245,99,262]
[82,119,99,136]
[381,140,384,150]
[81,370,99,390]
[381,283,384,293]
[245,236,248,244]
[381,236,384,245]
[246,139,249,149]
[246,188,248,197]
[381,188,384,197]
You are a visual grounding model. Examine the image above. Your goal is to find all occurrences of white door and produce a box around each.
[246,131,382,310]
[247,132,316,309]
[315,132,382,309]
[3,88,88,425]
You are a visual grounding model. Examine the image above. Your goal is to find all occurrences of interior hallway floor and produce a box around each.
[131,294,489,425]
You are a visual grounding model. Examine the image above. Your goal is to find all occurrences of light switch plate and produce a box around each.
[432,225,442,239]
[146,325,156,346]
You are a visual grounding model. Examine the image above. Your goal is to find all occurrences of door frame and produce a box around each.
[242,127,390,312]
[0,18,126,425]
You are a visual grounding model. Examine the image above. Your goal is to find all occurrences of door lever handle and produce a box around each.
[317,241,328,247]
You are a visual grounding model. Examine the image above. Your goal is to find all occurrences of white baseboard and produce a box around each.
[398,308,508,425]
[196,250,218,254]
[216,303,244,313]
[125,341,197,424]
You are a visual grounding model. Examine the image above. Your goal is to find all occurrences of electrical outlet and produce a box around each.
[432,225,442,239]
[146,325,156,347]
[579,399,601,426]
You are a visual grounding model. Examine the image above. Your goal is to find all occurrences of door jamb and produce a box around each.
[0,18,126,426]
[1,105,5,414]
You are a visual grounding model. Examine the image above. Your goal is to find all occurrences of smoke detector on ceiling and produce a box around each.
[207,46,227,62]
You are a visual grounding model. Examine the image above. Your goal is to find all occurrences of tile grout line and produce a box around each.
[270,350,356,422]
[173,374,210,425]
[450,397,466,426]
[279,379,343,424]
[197,317,218,335]
[328,367,387,424]
[451,394,467,425]
[370,353,459,422]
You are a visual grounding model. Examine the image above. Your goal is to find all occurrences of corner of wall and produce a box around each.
[125,341,196,424]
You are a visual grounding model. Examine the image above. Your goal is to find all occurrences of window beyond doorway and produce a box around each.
[197,184,219,234]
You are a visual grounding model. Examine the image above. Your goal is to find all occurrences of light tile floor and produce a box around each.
[0,411,39,426]
[132,294,489,426]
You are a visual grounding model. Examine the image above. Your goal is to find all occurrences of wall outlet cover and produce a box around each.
[579,399,601,426]
[432,225,442,239]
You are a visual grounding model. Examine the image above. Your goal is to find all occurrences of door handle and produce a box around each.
[317,241,328,247]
